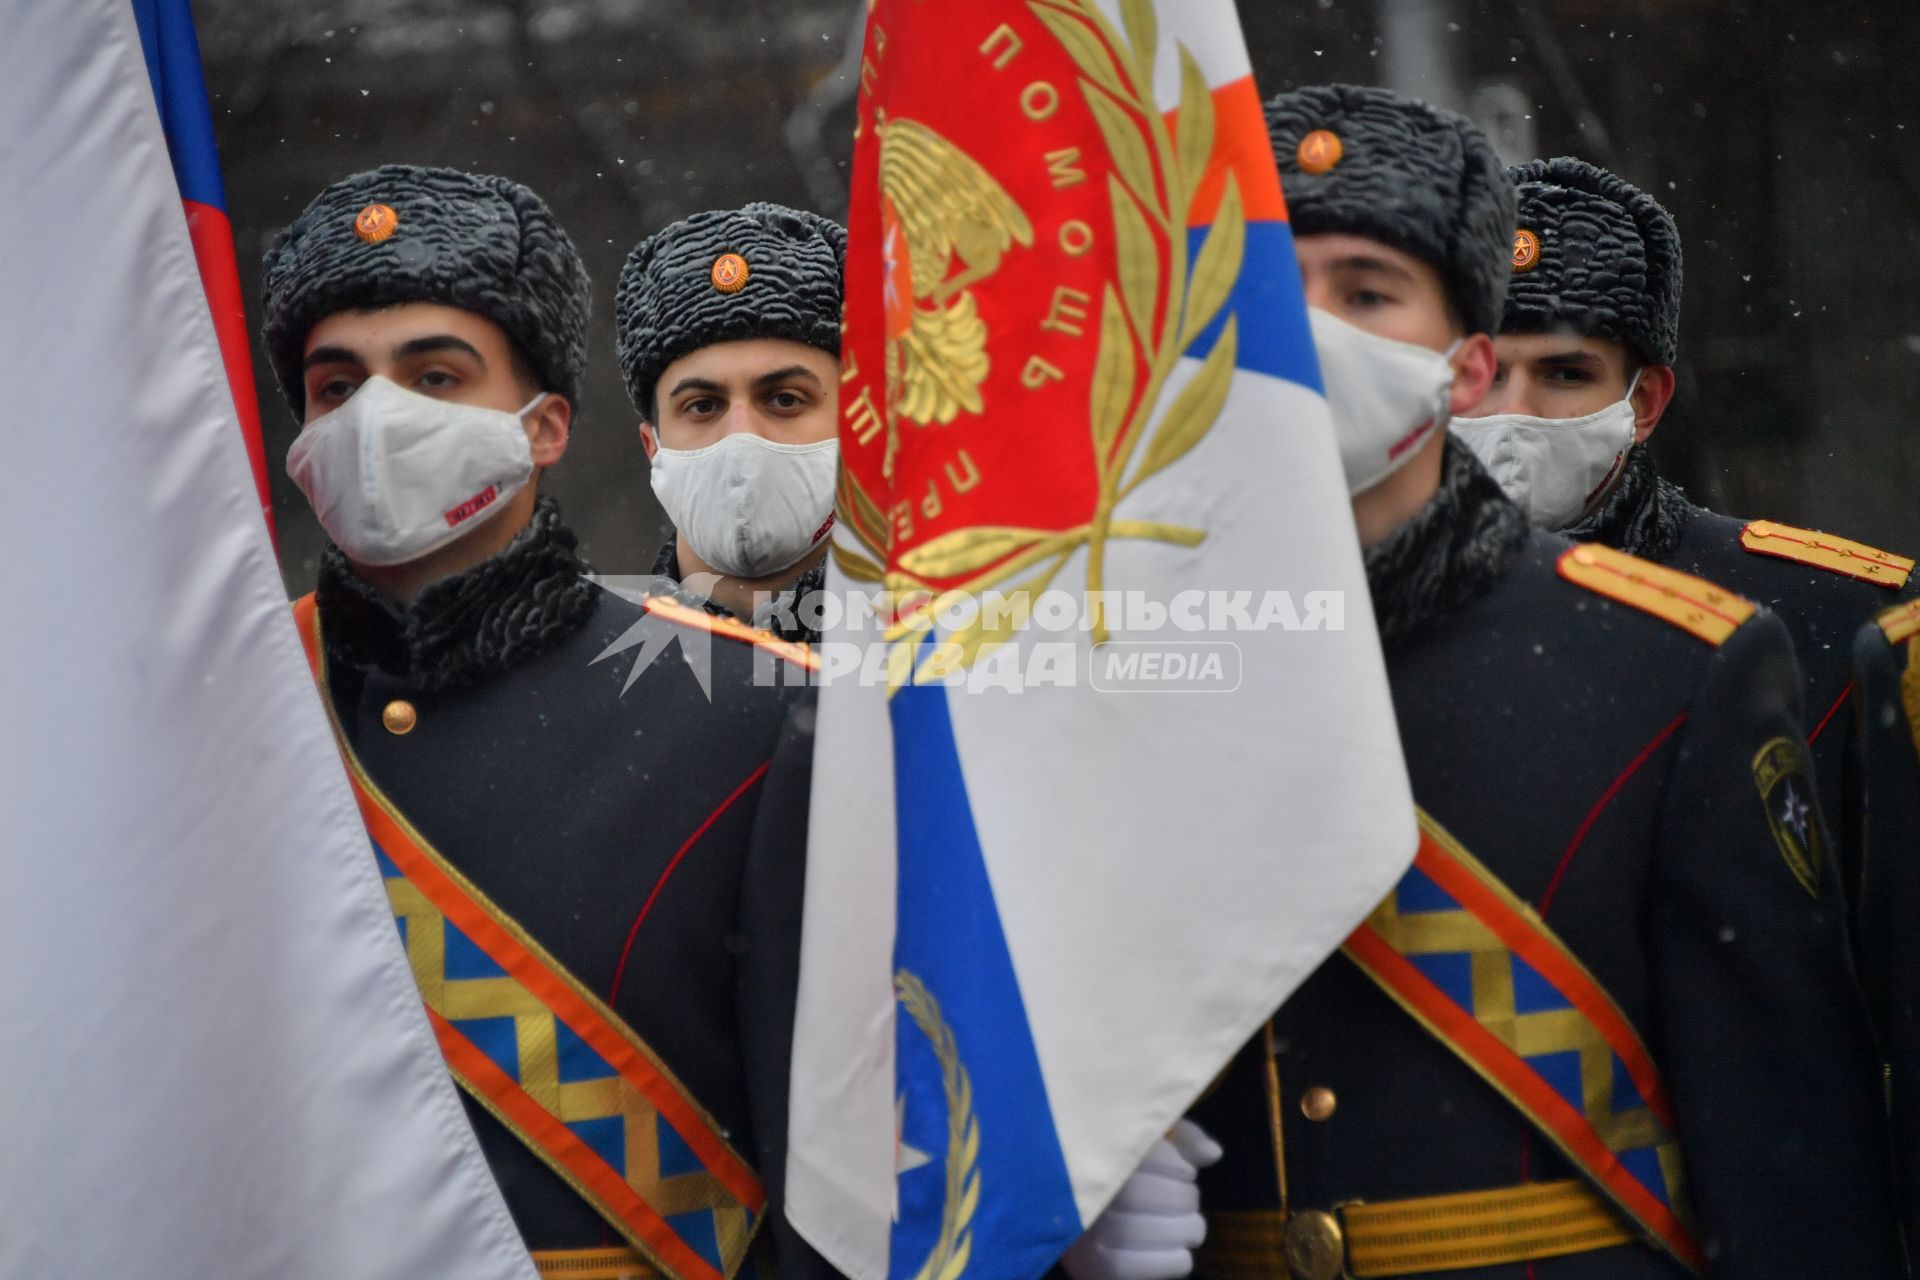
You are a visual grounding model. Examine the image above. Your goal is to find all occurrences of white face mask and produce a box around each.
[286,376,542,568]
[1308,308,1460,496]
[650,433,839,579]
[1451,371,1642,530]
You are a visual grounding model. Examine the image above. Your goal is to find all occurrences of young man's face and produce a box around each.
[1294,231,1497,427]
[1295,233,1459,352]
[301,302,570,475]
[644,338,840,456]
[302,302,546,425]
[1473,332,1634,419]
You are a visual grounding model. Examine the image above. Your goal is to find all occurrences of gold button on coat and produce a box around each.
[1300,1086,1337,1122]
[382,699,418,735]
[1283,1210,1346,1280]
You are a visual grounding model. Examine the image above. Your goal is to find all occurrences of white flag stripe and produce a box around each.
[0,5,535,1277]
[953,369,1414,1221]
[1086,0,1256,106]
[788,610,901,1280]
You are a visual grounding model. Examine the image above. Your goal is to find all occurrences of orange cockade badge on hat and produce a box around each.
[354,203,398,244]
[1297,129,1343,175]
[1512,228,1542,272]
[710,253,750,293]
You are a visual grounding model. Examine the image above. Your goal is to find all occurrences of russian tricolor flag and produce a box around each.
[2,2,534,1274]
[132,0,272,535]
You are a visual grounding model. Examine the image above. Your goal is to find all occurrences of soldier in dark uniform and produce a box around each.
[1852,600,1920,1247]
[1188,86,1900,1280]
[263,165,824,1280]
[615,204,843,646]
[1454,157,1919,913]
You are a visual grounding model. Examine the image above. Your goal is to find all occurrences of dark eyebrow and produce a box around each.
[302,345,364,372]
[1330,254,1418,285]
[752,365,823,392]
[1536,351,1606,370]
[667,376,726,400]
[392,335,487,366]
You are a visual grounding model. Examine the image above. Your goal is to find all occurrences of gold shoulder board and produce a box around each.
[641,594,820,672]
[1557,543,1756,647]
[1740,520,1914,589]
[1876,597,1920,646]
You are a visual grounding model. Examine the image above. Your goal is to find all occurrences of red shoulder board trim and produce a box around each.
[1740,520,1913,589]
[641,594,820,672]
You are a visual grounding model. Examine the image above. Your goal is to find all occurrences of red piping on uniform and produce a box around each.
[1538,711,1689,918]
[1808,682,1853,745]
[607,759,772,1006]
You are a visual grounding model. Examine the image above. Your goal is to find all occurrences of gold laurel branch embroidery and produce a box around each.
[1107,176,1159,352]
[1178,172,1244,352]
[898,526,1063,581]
[833,542,887,585]
[1122,314,1237,498]
[1172,45,1214,213]
[1119,0,1158,82]
[840,468,890,555]
[896,970,981,1280]
[834,469,891,583]
[884,2,1233,666]
[891,520,1204,690]
[1090,284,1136,462]
[1033,0,1242,644]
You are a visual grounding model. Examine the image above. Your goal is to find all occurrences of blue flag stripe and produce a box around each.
[1182,220,1321,392]
[890,649,1081,1280]
[130,0,226,209]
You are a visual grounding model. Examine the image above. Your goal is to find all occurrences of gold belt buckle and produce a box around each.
[1281,1208,1347,1280]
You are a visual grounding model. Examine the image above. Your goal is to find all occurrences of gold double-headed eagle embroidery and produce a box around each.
[842,0,1244,675]
[877,115,1035,480]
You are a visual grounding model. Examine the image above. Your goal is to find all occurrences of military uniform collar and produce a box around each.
[1363,439,1531,649]
[650,532,825,646]
[315,496,599,692]
[1562,443,1694,565]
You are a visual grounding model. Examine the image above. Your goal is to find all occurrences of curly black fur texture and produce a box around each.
[649,534,827,646]
[1364,439,1532,649]
[1503,157,1682,366]
[615,203,846,418]
[1265,84,1517,337]
[316,498,599,692]
[1562,444,1692,564]
[262,165,591,417]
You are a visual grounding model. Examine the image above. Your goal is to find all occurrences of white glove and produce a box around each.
[1060,1120,1224,1280]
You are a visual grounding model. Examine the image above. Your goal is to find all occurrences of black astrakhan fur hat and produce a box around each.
[262,164,590,417]
[1503,156,1683,366]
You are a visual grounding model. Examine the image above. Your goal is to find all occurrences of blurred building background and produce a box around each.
[194,0,1920,590]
